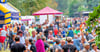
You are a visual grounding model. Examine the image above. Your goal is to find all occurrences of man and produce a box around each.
[79,43,90,52]
[11,37,26,52]
[21,23,25,32]
[36,25,42,34]
[42,37,49,51]
[8,28,14,48]
[74,27,80,35]
[60,40,65,48]
[62,37,77,52]
[28,25,35,36]
[25,39,31,52]
[39,32,44,38]
[67,28,74,38]
[73,35,80,51]
[53,39,62,52]
[44,26,49,39]
[57,32,63,38]
[48,24,54,31]
[29,39,37,52]
[48,30,53,40]
[91,43,100,52]
[30,31,37,43]
[54,28,58,36]
[18,31,25,44]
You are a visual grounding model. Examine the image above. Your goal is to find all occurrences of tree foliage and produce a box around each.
[7,0,100,16]
[86,5,100,34]
[7,0,57,15]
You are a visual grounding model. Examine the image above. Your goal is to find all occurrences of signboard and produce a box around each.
[11,12,19,20]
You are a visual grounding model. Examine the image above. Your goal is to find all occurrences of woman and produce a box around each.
[91,43,100,52]
[13,24,17,35]
[35,35,45,52]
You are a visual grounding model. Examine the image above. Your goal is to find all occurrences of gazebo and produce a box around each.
[32,7,63,24]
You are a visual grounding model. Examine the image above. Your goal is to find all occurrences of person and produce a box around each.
[11,37,26,52]
[48,30,54,40]
[79,43,90,52]
[54,28,58,36]
[28,25,35,36]
[74,27,80,35]
[29,39,37,52]
[90,43,100,52]
[25,38,31,52]
[13,25,17,35]
[60,40,65,48]
[30,31,37,43]
[67,28,74,38]
[52,39,62,52]
[21,23,25,33]
[0,31,2,50]
[73,35,80,51]
[44,26,49,39]
[36,25,42,34]
[17,24,19,32]
[48,24,54,31]
[57,32,63,38]
[24,28,29,38]
[35,35,45,52]
[42,36,49,51]
[0,26,7,50]
[62,37,77,52]
[18,31,25,44]
[8,28,14,48]
[39,32,44,38]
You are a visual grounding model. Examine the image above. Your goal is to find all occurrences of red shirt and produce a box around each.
[54,29,58,35]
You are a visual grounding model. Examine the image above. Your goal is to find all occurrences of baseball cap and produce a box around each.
[67,37,72,41]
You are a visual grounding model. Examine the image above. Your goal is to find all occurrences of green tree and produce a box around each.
[7,0,57,15]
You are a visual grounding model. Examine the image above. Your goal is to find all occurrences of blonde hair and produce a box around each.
[37,35,41,40]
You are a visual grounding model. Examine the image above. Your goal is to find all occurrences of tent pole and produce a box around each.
[47,15,49,22]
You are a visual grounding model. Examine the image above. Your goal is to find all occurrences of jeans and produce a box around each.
[0,41,6,50]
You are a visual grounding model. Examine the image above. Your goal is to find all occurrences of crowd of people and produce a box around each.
[0,17,100,52]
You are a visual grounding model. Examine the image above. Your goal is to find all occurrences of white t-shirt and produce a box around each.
[91,49,100,52]
[1,30,7,37]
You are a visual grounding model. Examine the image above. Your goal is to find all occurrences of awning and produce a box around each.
[32,7,63,15]
[1,3,21,20]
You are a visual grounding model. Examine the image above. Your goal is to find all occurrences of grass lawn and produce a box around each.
[0,48,10,52]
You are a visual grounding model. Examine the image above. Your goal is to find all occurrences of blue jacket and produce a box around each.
[67,30,74,38]
[73,39,80,51]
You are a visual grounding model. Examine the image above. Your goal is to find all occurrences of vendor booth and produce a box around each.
[0,0,21,27]
[32,7,63,24]
[21,16,35,26]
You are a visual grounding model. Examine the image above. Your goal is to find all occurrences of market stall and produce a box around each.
[0,0,21,27]
[32,7,63,24]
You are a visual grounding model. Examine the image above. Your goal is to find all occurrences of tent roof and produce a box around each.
[32,7,63,15]
[1,3,20,12]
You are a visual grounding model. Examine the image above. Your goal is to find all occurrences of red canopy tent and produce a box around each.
[32,7,63,21]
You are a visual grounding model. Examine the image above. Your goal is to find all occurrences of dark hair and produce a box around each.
[18,30,23,34]
[55,39,60,44]
[29,39,32,43]
[29,39,34,45]
[15,37,20,41]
